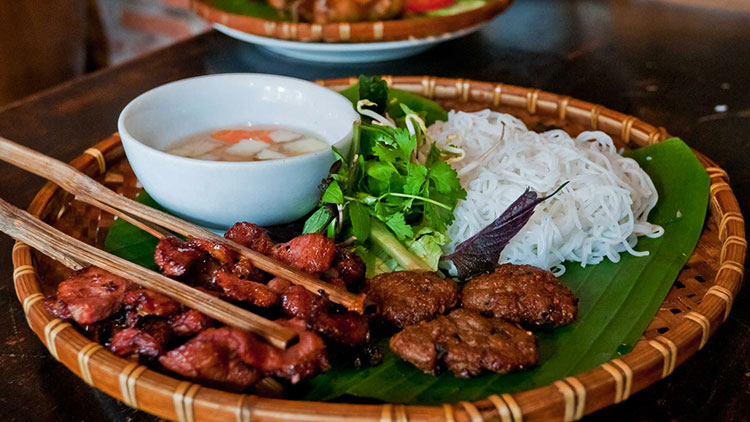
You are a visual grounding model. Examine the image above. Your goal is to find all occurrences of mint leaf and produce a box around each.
[348,201,371,242]
[331,146,347,163]
[322,180,344,204]
[303,206,334,234]
[326,218,337,238]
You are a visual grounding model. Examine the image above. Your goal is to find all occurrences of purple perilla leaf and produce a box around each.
[443,182,568,280]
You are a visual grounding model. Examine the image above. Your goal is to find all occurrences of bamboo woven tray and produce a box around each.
[11,76,746,422]
[191,0,512,43]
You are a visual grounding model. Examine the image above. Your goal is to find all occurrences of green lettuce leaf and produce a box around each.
[405,226,449,270]
[356,225,448,277]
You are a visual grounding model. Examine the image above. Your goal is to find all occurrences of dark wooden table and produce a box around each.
[1,0,748,420]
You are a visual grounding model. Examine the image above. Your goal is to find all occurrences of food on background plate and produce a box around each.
[164,125,328,162]
[260,0,488,23]
[267,0,405,24]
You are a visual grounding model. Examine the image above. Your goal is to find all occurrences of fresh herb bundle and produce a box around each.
[302,76,466,275]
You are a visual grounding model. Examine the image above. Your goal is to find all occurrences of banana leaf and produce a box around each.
[104,130,709,403]
[103,194,164,270]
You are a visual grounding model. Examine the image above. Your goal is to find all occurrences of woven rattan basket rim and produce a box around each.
[11,76,745,422]
[191,0,512,43]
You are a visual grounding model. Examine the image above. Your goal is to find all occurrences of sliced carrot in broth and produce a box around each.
[211,129,274,144]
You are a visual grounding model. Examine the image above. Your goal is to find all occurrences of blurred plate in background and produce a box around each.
[214,22,487,62]
[192,0,511,62]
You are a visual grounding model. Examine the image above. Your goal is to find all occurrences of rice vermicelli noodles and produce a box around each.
[426,109,664,276]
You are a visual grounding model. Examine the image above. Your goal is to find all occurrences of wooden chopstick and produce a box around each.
[77,194,172,240]
[0,136,372,314]
[0,197,297,349]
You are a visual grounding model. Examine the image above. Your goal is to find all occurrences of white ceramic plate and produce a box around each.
[214,22,487,63]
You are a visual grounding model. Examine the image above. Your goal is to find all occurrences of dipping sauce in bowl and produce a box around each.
[165,126,328,161]
[118,73,359,228]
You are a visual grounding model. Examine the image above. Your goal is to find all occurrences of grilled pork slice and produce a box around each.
[272,233,336,275]
[43,267,130,325]
[281,285,370,347]
[154,236,205,277]
[159,327,261,392]
[123,289,181,317]
[224,222,275,256]
[213,270,279,307]
[160,323,329,389]
[110,318,174,360]
[171,309,215,337]
[323,248,366,291]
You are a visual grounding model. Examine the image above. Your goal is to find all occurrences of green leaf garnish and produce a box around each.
[325,218,337,238]
[384,213,413,241]
[348,201,371,242]
[321,180,344,204]
[358,75,388,116]
[303,77,466,273]
[303,206,334,234]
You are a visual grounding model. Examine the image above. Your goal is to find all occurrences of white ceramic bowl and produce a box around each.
[118,73,359,228]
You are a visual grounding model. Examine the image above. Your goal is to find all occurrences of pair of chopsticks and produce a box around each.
[0,136,372,349]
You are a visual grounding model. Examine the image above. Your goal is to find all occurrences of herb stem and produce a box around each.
[345,193,452,210]
[369,220,431,271]
[383,193,452,210]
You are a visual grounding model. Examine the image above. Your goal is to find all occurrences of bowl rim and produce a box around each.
[117,73,360,169]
